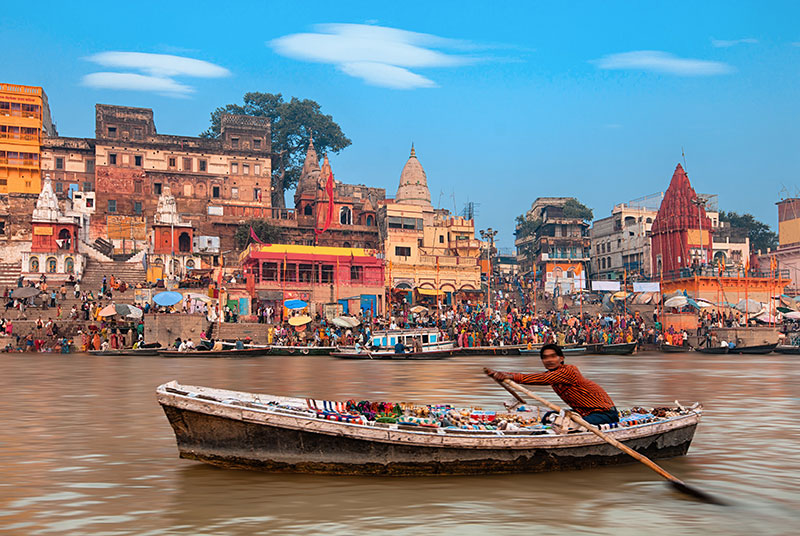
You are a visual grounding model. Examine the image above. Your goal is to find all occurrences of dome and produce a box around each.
[395,145,432,208]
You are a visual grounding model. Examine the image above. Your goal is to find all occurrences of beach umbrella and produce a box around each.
[755,313,780,323]
[331,317,351,328]
[652,293,662,304]
[735,299,762,313]
[611,291,629,301]
[119,304,143,319]
[694,299,714,308]
[153,291,182,307]
[284,299,308,310]
[288,315,312,326]
[410,305,428,313]
[99,304,118,317]
[187,293,212,303]
[294,324,307,332]
[784,311,800,320]
[11,287,39,298]
[664,296,689,308]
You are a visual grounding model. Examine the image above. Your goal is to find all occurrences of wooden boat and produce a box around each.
[457,345,526,356]
[358,327,455,354]
[330,348,456,360]
[695,346,729,354]
[157,347,273,358]
[659,343,688,353]
[157,380,702,475]
[774,345,800,354]
[729,343,778,355]
[600,342,638,355]
[89,348,161,356]
[268,345,337,356]
[520,345,587,356]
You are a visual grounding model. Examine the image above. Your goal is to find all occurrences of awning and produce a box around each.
[257,290,283,300]
[416,288,445,296]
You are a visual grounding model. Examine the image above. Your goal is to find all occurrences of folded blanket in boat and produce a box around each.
[397,416,439,428]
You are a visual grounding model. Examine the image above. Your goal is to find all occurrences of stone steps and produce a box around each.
[0,262,22,288]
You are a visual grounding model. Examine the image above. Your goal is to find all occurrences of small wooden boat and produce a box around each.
[600,342,638,355]
[157,380,702,475]
[157,347,273,358]
[774,345,800,354]
[89,348,161,356]
[729,343,778,355]
[330,348,456,360]
[457,345,526,356]
[695,346,729,354]
[659,343,688,353]
[268,345,337,356]
[519,345,587,356]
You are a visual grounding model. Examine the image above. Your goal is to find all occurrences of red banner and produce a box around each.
[250,226,264,244]
[315,169,335,235]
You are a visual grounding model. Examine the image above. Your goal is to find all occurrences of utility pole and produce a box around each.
[480,228,498,311]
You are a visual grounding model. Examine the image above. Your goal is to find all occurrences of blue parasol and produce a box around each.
[153,291,183,307]
[284,299,308,310]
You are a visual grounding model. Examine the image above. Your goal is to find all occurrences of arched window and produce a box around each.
[153,258,164,267]
[195,182,206,198]
[65,257,74,273]
[567,269,575,279]
[601,258,606,269]
[304,204,313,216]
[47,257,57,273]
[29,256,39,272]
[366,214,374,226]
[178,232,191,253]
[553,267,563,279]
[339,206,352,225]
[343,241,351,248]
[186,259,195,269]
[58,228,72,250]
[646,217,653,224]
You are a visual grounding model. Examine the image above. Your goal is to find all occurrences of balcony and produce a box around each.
[0,157,39,168]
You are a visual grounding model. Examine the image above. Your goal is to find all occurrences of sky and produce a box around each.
[3,0,799,248]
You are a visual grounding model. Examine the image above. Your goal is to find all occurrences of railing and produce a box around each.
[0,157,39,167]
[0,110,41,120]
[0,132,40,141]
[0,83,41,95]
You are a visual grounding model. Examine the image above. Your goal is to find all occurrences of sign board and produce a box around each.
[107,215,146,240]
[633,282,661,292]
[208,206,223,216]
[591,281,621,292]
[33,226,53,235]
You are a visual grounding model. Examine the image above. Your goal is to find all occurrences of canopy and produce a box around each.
[99,304,118,317]
[410,305,428,313]
[417,288,445,296]
[611,291,630,301]
[332,316,360,328]
[288,315,312,326]
[11,287,39,298]
[755,313,780,323]
[784,311,800,320]
[735,299,763,313]
[694,299,714,308]
[664,296,689,308]
[187,292,212,303]
[153,291,183,307]
[284,299,308,310]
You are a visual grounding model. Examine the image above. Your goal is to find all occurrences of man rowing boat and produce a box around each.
[486,343,619,425]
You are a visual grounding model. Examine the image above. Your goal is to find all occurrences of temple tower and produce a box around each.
[395,145,432,209]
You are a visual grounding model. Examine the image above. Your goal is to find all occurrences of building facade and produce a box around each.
[591,196,659,280]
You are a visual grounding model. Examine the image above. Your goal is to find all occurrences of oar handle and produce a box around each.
[503,379,686,485]
[485,368,526,404]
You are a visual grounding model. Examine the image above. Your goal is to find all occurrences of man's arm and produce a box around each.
[487,366,576,385]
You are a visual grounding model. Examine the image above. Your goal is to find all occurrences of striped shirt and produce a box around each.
[511,364,615,417]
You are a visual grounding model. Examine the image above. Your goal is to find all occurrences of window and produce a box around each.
[134,181,142,193]
[350,265,363,282]
[199,159,207,172]
[86,160,94,173]
[395,246,411,257]
[283,262,297,282]
[366,215,374,226]
[108,199,116,213]
[55,182,63,193]
[304,204,313,216]
[418,238,424,247]
[133,128,143,140]
[253,139,261,149]
[29,257,39,272]
[107,126,117,137]
[134,202,142,215]
[65,257,74,273]
[263,262,278,281]
[109,153,117,165]
[55,157,64,169]
[134,155,142,166]
[231,137,239,148]
[321,264,334,283]
[242,164,250,175]
[0,221,5,235]
[231,163,238,174]
[299,263,314,282]
[231,187,239,199]
[212,186,220,198]
[254,164,261,175]
[183,157,192,171]
[47,257,57,273]
[168,157,176,168]
[86,197,94,208]
[154,183,162,195]
[439,235,444,244]
[254,188,261,201]
[339,206,352,225]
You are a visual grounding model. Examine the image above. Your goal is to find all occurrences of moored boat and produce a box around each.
[520,345,587,356]
[774,345,800,354]
[457,345,526,356]
[659,343,688,353]
[729,343,778,355]
[157,380,702,475]
[329,348,456,360]
[268,345,337,356]
[89,348,161,356]
[600,342,638,355]
[157,347,273,358]
[695,346,729,355]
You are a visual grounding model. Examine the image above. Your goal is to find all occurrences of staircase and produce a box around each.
[80,259,146,295]
[0,262,22,290]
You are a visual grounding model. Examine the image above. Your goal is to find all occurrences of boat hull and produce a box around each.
[774,345,800,354]
[268,346,336,356]
[695,347,729,354]
[330,349,455,360]
[457,346,525,356]
[158,348,272,358]
[729,343,778,355]
[600,343,638,355]
[660,344,687,353]
[89,348,160,356]
[157,382,700,476]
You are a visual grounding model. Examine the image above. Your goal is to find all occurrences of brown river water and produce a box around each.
[0,351,798,535]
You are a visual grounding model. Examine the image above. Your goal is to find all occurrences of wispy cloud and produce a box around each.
[270,23,481,89]
[82,52,230,97]
[593,50,733,76]
[711,37,758,48]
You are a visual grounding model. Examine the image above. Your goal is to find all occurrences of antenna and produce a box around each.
[451,190,457,215]
[437,189,444,209]
[681,147,688,176]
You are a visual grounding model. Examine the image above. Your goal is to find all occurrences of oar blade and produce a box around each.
[669,480,727,506]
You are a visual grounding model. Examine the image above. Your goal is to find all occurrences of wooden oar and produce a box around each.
[485,370,724,505]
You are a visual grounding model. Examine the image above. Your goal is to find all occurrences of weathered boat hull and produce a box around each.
[89,348,161,356]
[330,349,455,360]
[659,344,687,353]
[268,346,336,356]
[158,348,272,358]
[157,382,700,476]
[729,343,777,355]
[774,345,800,354]
[457,346,525,356]
[600,342,638,355]
[695,346,729,354]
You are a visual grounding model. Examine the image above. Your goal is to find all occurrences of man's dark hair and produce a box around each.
[540,343,564,358]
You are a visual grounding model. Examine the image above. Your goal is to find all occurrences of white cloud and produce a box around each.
[82,72,193,96]
[711,38,758,48]
[270,23,478,89]
[82,51,230,97]
[593,50,734,76]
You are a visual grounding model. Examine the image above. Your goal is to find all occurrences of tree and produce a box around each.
[514,213,542,239]
[234,219,284,250]
[562,198,593,221]
[202,92,351,208]
[718,211,778,253]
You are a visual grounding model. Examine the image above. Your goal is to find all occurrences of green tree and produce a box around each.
[234,219,285,250]
[514,213,542,239]
[202,92,351,208]
[718,211,778,252]
[562,198,593,221]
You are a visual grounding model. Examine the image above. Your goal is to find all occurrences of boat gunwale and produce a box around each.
[156,381,701,450]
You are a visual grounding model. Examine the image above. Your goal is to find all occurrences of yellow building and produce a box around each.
[0,83,56,195]
[379,146,483,306]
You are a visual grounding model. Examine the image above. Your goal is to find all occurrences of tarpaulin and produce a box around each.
[591,281,621,292]
[633,282,661,292]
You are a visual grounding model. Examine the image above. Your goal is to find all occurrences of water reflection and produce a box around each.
[0,352,798,535]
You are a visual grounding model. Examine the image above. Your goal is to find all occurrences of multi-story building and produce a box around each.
[591,194,660,280]
[379,146,483,306]
[515,197,591,293]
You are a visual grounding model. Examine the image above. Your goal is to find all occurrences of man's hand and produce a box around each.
[484,368,511,381]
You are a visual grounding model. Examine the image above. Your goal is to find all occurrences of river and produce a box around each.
[0,351,798,535]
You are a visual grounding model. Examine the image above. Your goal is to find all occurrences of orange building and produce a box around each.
[0,83,56,195]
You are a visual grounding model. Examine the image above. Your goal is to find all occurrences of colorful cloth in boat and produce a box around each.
[509,364,616,417]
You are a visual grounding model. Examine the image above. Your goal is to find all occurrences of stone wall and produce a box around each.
[143,313,206,346]
[215,322,268,344]
[710,327,780,346]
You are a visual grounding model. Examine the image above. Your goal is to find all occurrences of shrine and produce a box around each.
[148,186,200,279]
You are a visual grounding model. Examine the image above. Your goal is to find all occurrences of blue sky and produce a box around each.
[3,1,799,248]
